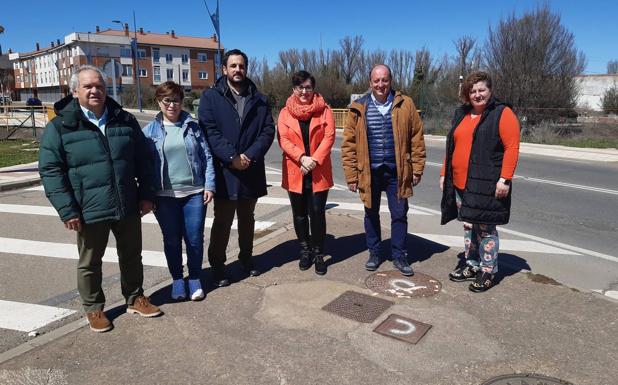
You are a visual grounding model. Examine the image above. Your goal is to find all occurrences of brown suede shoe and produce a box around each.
[86,310,113,333]
[127,295,162,317]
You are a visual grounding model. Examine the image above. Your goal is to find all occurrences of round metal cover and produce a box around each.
[481,374,573,385]
[365,270,441,298]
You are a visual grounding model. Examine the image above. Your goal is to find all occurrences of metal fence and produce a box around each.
[331,108,348,128]
[0,106,51,139]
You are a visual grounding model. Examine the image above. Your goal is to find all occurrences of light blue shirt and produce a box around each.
[370,92,394,116]
[80,105,108,135]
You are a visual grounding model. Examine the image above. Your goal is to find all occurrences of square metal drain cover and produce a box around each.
[322,291,394,323]
[373,314,432,344]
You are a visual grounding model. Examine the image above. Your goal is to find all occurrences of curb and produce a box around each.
[0,177,41,192]
[0,224,292,365]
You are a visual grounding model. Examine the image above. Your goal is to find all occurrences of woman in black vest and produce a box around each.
[439,71,520,292]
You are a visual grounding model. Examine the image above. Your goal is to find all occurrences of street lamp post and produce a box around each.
[204,0,222,77]
[113,11,142,112]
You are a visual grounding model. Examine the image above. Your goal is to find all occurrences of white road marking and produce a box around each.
[496,227,618,263]
[257,197,431,216]
[424,161,618,195]
[266,180,345,191]
[0,204,274,232]
[0,237,170,267]
[0,300,76,333]
[413,233,580,255]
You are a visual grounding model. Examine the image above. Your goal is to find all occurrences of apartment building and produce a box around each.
[9,24,222,103]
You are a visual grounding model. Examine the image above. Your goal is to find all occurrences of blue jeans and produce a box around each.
[364,164,409,259]
[154,193,206,280]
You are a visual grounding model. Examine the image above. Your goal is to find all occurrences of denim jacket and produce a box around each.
[143,111,215,193]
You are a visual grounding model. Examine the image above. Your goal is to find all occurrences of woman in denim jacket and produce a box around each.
[143,81,215,301]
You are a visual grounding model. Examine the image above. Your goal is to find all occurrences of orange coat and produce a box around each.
[277,106,335,193]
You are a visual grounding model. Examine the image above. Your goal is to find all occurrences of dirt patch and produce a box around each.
[526,272,562,286]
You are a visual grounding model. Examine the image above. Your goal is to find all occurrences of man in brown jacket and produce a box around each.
[341,64,426,275]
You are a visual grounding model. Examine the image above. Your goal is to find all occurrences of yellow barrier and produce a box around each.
[47,106,56,121]
[331,108,348,128]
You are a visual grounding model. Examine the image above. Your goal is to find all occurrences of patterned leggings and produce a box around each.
[455,191,499,274]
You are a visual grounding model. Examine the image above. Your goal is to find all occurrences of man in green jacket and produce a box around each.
[39,65,162,332]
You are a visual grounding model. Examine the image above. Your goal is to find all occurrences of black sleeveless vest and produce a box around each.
[441,99,513,225]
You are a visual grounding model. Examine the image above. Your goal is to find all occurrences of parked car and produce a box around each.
[26,97,42,106]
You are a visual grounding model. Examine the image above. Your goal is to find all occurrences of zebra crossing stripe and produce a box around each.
[0,237,170,267]
[257,197,432,216]
[0,300,76,333]
[0,204,274,231]
[412,233,581,255]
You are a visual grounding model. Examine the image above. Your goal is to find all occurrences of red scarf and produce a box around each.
[285,93,327,121]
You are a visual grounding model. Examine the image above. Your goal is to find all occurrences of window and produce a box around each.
[198,71,208,80]
[122,64,133,77]
[120,47,132,58]
[137,49,146,59]
[197,52,207,62]
[165,53,173,64]
[152,48,160,63]
[139,68,147,77]
[153,66,161,82]
[166,68,173,80]
[181,54,188,64]
[182,69,189,82]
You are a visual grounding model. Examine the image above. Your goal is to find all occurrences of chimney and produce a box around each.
[166,31,169,35]
[139,27,144,34]
[171,30,176,38]
[124,23,129,36]
[51,41,55,48]
[36,42,40,51]
[57,39,61,46]
[8,48,12,54]
[96,25,100,33]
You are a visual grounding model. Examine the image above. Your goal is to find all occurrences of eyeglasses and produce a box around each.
[294,85,314,93]
[160,97,181,106]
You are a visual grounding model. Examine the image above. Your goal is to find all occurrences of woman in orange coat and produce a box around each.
[277,70,335,275]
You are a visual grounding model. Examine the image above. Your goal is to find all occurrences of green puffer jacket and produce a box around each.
[39,96,155,224]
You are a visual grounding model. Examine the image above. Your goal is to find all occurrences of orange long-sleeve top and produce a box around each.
[441,107,520,190]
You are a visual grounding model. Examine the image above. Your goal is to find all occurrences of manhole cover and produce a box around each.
[374,314,432,344]
[322,291,393,323]
[481,374,573,385]
[365,271,441,298]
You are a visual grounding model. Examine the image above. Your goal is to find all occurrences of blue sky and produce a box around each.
[1,0,615,74]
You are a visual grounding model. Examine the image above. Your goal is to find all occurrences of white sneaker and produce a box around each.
[189,279,205,301]
[171,279,186,300]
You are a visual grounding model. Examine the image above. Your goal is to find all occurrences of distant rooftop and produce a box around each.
[98,28,221,49]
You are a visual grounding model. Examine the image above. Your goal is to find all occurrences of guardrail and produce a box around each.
[0,106,52,139]
[331,108,348,128]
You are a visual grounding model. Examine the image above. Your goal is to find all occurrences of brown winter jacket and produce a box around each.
[341,91,426,208]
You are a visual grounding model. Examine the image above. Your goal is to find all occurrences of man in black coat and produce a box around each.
[198,49,275,287]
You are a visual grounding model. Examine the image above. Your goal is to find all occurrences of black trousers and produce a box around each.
[288,189,329,253]
[208,198,258,267]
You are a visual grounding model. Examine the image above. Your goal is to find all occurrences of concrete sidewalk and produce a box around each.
[0,211,616,385]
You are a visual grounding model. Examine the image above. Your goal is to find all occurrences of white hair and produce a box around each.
[69,65,106,93]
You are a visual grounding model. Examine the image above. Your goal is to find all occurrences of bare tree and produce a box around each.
[335,35,364,84]
[454,36,476,78]
[484,4,586,122]
[608,60,618,74]
[388,49,415,90]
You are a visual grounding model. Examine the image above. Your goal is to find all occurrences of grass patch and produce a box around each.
[0,139,39,168]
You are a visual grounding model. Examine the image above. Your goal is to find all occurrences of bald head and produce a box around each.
[369,64,392,81]
[369,64,393,103]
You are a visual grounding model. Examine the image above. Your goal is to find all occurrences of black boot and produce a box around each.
[313,247,327,275]
[298,241,313,271]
